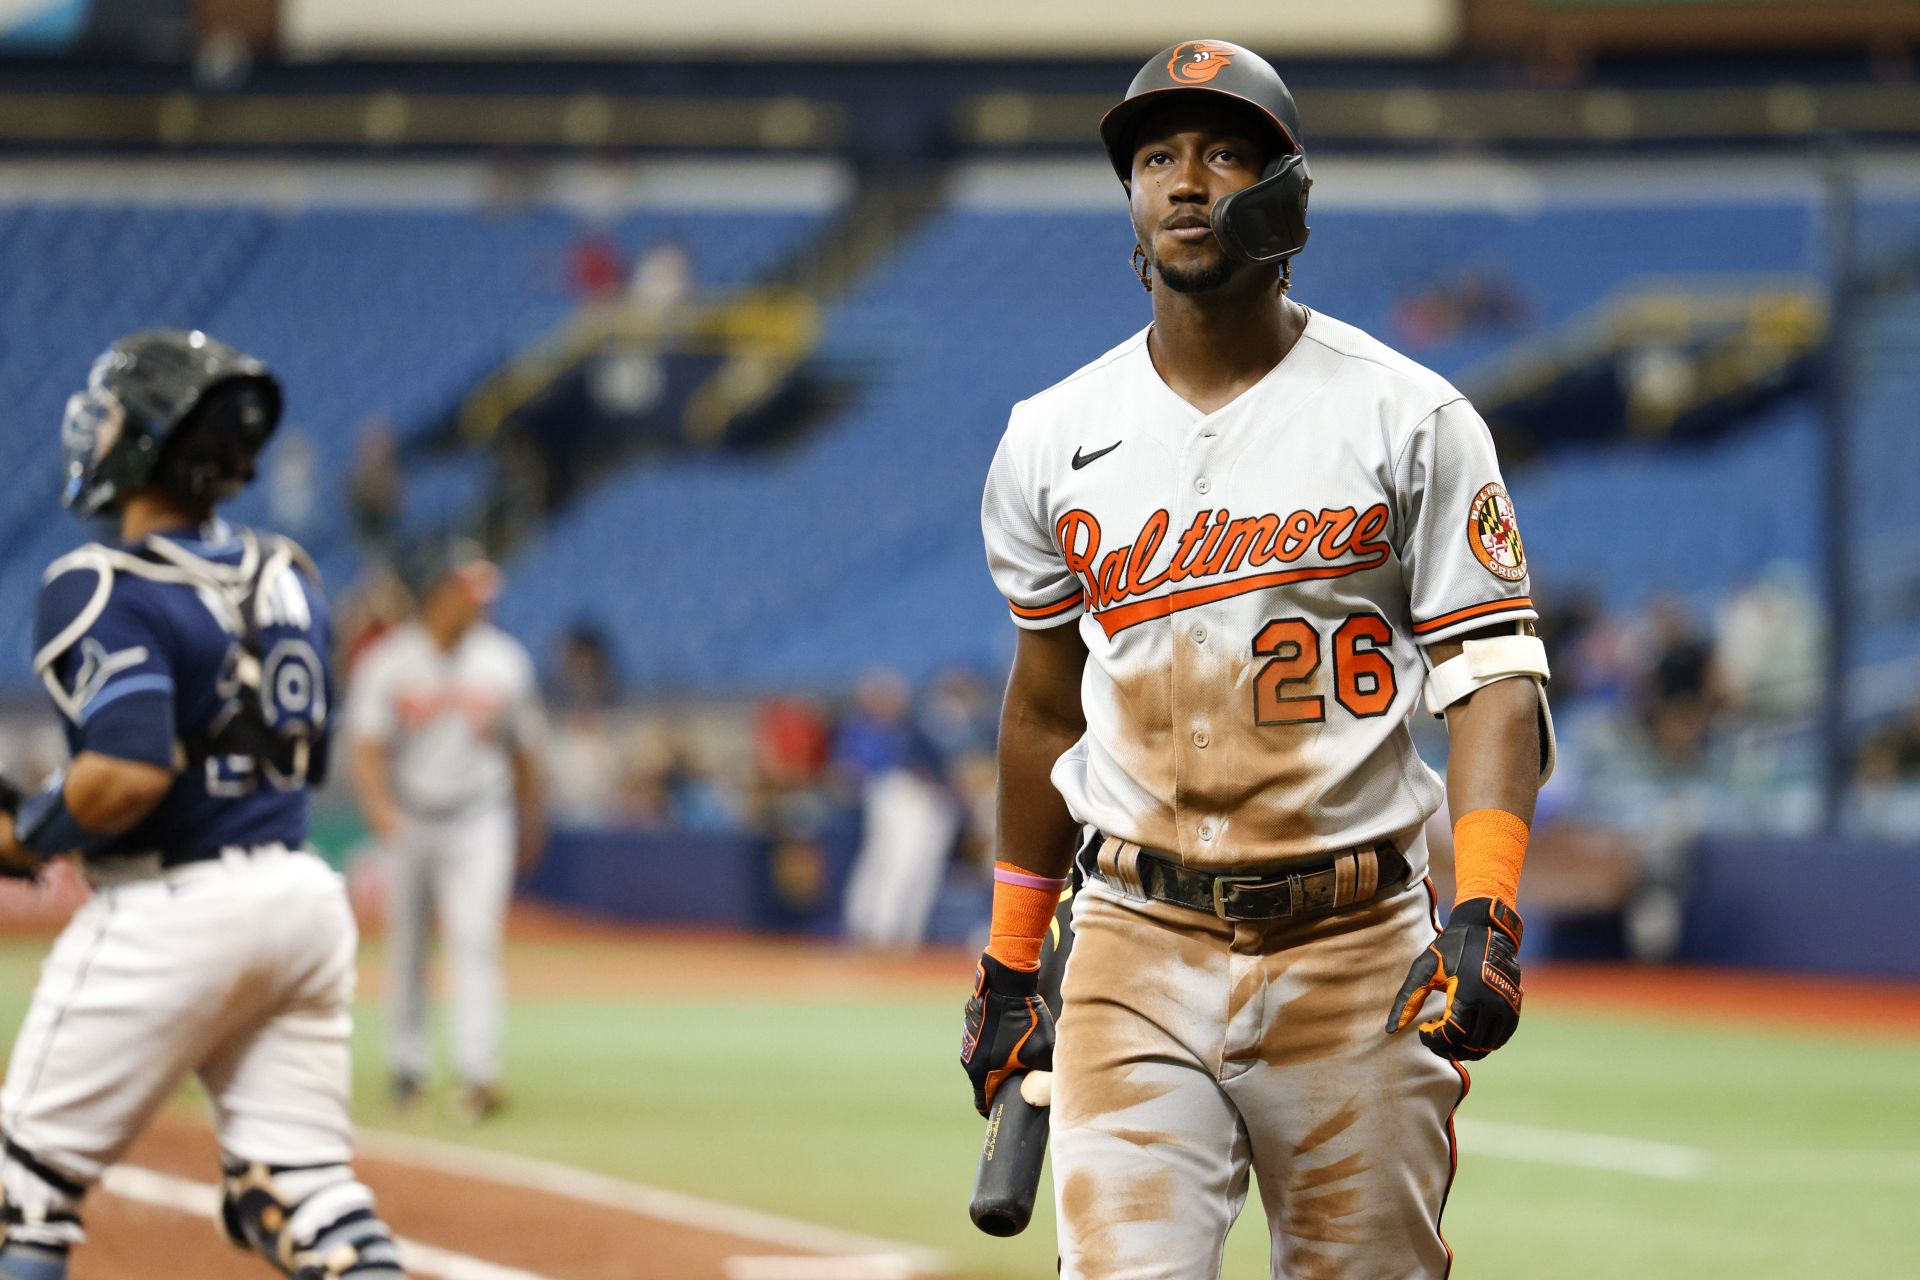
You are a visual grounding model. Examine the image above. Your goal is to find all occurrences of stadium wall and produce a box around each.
[1682,835,1920,980]
[521,821,863,936]
[521,825,1920,977]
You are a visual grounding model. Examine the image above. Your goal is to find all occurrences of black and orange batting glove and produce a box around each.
[1385,897,1524,1062]
[961,953,1056,1116]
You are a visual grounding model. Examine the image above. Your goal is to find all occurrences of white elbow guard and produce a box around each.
[1422,633,1556,787]
[1422,634,1550,716]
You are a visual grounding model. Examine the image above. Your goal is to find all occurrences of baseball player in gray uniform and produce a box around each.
[345,542,547,1121]
[961,42,1555,1279]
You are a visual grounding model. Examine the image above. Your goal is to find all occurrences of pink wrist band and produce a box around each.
[994,865,1069,892]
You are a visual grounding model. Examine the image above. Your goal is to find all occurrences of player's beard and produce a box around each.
[1154,248,1237,294]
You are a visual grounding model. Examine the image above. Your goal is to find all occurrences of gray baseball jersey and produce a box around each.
[345,619,545,1092]
[344,620,546,815]
[982,310,1534,870]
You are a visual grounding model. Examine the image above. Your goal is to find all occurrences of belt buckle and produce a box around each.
[1209,872,1267,920]
[1212,871,1307,922]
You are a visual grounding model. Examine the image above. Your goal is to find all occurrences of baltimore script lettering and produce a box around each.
[1055,504,1393,636]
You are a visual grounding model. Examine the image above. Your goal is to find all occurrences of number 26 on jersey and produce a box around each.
[1252,612,1397,726]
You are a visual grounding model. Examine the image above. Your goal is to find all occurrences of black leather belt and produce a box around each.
[1082,834,1409,923]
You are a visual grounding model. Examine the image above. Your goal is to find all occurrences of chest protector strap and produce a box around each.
[171,532,319,777]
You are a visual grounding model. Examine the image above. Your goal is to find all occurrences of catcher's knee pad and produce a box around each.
[219,1160,404,1278]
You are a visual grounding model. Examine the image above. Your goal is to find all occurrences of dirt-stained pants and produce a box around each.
[1051,835,1467,1280]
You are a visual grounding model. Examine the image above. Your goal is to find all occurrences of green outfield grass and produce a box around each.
[4,937,1918,1279]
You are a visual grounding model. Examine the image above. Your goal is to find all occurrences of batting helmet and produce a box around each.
[60,329,283,517]
[1099,40,1312,266]
[399,535,501,604]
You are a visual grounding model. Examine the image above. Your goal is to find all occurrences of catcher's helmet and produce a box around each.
[1099,40,1312,266]
[60,329,282,517]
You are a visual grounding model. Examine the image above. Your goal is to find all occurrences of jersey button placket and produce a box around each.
[1171,432,1215,859]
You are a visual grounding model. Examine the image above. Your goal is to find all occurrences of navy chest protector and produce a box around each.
[170,534,320,782]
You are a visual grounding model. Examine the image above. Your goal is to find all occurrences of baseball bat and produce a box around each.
[968,877,1077,1237]
[969,1072,1050,1236]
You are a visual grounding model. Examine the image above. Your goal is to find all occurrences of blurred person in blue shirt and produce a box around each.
[835,669,959,948]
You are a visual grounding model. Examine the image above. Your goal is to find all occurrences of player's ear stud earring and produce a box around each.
[1132,245,1153,292]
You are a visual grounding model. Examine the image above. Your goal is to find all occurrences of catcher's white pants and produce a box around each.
[385,805,514,1088]
[842,770,961,949]
[1,847,357,1243]
[1050,831,1465,1280]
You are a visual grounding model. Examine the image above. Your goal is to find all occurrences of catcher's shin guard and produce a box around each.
[219,1160,405,1278]
[0,1139,85,1259]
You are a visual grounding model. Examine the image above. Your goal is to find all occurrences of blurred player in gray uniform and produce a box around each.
[345,542,547,1121]
[0,330,404,1280]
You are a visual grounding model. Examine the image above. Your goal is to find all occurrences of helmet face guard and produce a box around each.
[1209,151,1312,265]
[61,378,140,516]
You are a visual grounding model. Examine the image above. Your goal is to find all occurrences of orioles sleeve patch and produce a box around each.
[1467,483,1527,582]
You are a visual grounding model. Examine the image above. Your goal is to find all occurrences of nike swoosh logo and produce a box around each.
[1072,442,1121,470]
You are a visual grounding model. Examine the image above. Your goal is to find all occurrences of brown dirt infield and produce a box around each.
[74,1110,929,1280]
[1525,963,1920,1036]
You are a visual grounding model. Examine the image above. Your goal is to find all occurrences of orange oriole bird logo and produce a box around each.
[1168,41,1238,84]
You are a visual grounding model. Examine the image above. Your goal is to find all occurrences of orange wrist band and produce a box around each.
[986,861,1067,972]
[1452,808,1529,910]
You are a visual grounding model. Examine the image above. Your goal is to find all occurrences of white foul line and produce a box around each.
[97,1164,549,1280]
[1458,1119,1920,1186]
[357,1127,945,1274]
[1457,1118,1710,1181]
[723,1258,926,1280]
[402,1242,550,1280]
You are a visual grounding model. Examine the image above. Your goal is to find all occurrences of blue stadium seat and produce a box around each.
[0,201,825,675]
[493,199,1845,689]
[2,190,1914,705]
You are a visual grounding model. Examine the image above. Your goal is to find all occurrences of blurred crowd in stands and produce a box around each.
[8,546,1914,863]
[447,559,1915,945]
[514,563,1878,832]
[533,627,1001,942]
[1391,262,1532,352]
